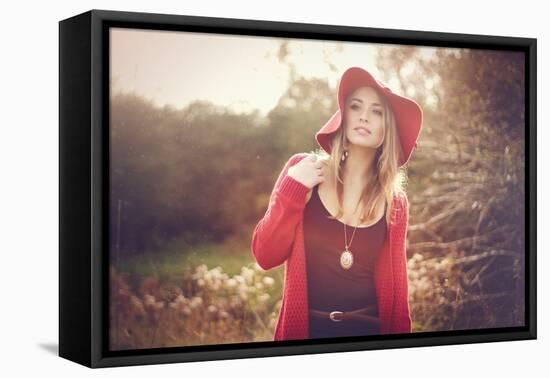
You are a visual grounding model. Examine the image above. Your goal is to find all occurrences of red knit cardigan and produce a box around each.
[251,153,412,341]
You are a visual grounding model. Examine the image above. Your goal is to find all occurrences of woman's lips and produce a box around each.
[354,127,371,135]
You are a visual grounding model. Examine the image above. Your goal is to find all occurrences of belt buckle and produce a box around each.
[329,311,343,322]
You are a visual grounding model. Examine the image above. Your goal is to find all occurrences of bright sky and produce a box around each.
[110,27,439,117]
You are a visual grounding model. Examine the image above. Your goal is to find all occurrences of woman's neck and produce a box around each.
[342,144,376,188]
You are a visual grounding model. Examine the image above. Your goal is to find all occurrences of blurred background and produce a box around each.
[109,27,525,350]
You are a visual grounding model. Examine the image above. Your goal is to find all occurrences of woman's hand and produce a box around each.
[287,154,328,189]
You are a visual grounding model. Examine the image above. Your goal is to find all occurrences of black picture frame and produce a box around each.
[59,9,537,368]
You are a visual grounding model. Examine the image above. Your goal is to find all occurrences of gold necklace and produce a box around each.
[340,201,363,270]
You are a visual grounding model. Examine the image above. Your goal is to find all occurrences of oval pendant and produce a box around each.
[340,249,353,270]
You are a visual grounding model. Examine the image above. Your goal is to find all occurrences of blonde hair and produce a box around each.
[310,87,407,226]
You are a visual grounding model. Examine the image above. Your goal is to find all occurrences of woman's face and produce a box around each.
[343,86,386,150]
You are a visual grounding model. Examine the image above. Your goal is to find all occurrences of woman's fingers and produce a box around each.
[314,159,326,168]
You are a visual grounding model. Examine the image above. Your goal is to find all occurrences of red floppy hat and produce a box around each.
[315,66,423,167]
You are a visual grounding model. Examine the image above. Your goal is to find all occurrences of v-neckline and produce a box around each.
[314,185,386,229]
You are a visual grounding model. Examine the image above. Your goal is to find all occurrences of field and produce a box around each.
[110,238,285,349]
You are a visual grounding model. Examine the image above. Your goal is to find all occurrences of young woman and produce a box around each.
[251,66,423,341]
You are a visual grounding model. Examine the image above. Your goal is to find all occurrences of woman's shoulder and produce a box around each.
[394,190,409,206]
[391,190,409,221]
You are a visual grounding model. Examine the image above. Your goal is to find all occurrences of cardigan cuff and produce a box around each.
[276,175,310,206]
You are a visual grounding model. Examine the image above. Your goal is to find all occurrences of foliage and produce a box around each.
[110,262,281,349]
[110,76,333,258]
[377,46,525,331]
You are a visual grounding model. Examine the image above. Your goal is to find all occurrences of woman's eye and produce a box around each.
[351,104,382,116]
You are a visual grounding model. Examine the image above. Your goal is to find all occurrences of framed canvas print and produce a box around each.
[59,9,537,368]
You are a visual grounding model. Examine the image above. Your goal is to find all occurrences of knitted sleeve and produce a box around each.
[391,193,413,333]
[251,153,310,270]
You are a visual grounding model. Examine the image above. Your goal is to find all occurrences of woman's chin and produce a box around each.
[348,138,377,150]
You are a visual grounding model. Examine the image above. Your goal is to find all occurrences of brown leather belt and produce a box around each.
[310,306,380,325]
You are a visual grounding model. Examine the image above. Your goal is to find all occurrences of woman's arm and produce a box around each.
[250,153,310,270]
[391,194,413,333]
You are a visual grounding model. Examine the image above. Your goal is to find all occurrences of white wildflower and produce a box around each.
[259,293,270,302]
[262,276,275,287]
[226,278,237,289]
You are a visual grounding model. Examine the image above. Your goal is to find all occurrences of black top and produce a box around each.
[303,185,387,339]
